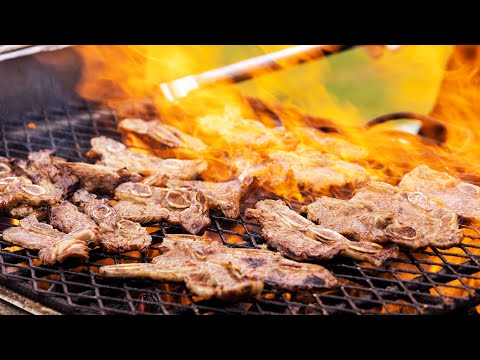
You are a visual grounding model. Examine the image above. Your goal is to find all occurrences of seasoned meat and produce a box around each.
[61,162,142,194]
[9,204,48,220]
[0,157,14,178]
[72,189,152,253]
[2,215,92,265]
[165,179,243,218]
[119,118,207,158]
[0,176,61,214]
[99,234,338,300]
[263,146,369,197]
[113,182,210,234]
[22,150,79,197]
[87,136,208,179]
[163,235,338,290]
[246,199,398,266]
[102,244,263,301]
[0,176,27,213]
[399,165,480,231]
[303,181,462,249]
[50,201,101,246]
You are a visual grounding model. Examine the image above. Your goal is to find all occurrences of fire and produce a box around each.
[73,45,473,192]
[68,45,480,312]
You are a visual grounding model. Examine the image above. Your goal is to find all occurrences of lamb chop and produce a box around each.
[119,118,208,158]
[9,204,48,221]
[2,215,92,265]
[2,151,73,217]
[0,176,61,215]
[263,145,369,198]
[61,162,142,194]
[303,181,462,249]
[50,201,101,246]
[87,136,208,181]
[18,150,79,197]
[164,178,244,218]
[113,182,210,234]
[72,189,152,253]
[399,165,480,232]
[0,157,14,178]
[246,199,398,266]
[99,234,338,301]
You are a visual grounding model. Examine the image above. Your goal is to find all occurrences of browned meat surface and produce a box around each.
[0,177,27,213]
[112,201,169,224]
[2,215,92,265]
[114,182,210,234]
[50,201,101,246]
[87,136,208,180]
[165,179,243,218]
[20,150,79,197]
[72,189,152,253]
[8,204,48,220]
[262,145,369,197]
[61,162,141,194]
[101,247,263,301]
[399,165,480,231]
[246,199,398,266]
[0,157,14,178]
[0,176,61,214]
[99,234,338,300]
[119,118,208,158]
[304,181,462,249]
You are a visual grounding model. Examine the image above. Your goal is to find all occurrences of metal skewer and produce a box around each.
[158,45,353,102]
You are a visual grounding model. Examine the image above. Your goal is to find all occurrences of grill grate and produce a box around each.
[1,101,480,315]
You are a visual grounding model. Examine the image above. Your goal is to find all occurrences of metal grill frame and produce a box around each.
[1,101,480,315]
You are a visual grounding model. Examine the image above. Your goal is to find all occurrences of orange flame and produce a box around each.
[66,45,480,313]
[73,46,476,191]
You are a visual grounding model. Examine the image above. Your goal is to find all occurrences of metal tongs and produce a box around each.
[158,45,401,102]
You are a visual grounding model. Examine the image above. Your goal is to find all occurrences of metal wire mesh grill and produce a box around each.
[1,101,480,315]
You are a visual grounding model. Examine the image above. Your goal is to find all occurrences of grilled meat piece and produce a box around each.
[0,176,25,213]
[61,162,142,194]
[119,118,208,158]
[2,215,92,265]
[263,146,369,197]
[87,136,208,180]
[50,201,101,246]
[102,242,263,301]
[165,179,243,218]
[72,189,152,253]
[303,181,462,249]
[20,150,79,197]
[8,204,48,220]
[0,176,61,214]
[399,165,480,231]
[246,199,398,266]
[100,234,338,300]
[0,157,15,178]
[113,182,210,234]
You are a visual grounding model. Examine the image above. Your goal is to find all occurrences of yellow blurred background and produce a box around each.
[78,45,453,123]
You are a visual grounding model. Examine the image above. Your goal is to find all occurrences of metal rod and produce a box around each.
[159,45,352,101]
[0,45,72,63]
[0,284,61,315]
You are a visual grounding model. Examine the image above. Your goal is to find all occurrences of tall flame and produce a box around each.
[71,45,480,194]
